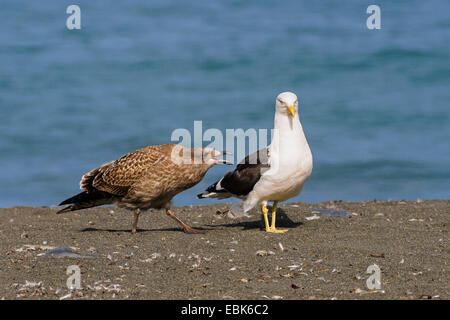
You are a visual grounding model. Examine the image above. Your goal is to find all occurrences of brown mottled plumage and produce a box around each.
[58,144,230,234]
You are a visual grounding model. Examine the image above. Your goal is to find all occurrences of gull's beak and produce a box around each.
[215,157,234,165]
[218,159,234,165]
[213,150,233,165]
[287,105,295,117]
[212,150,232,156]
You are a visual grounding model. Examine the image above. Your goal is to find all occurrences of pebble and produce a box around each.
[256,250,275,256]
[287,265,300,270]
[59,293,72,300]
[305,214,320,221]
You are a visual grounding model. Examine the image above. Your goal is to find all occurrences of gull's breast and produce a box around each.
[256,144,312,202]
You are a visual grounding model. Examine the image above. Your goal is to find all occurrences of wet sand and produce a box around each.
[0,200,448,300]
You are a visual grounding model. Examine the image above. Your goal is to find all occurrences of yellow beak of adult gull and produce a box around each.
[287,105,295,117]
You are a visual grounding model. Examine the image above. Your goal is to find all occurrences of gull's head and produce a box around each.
[275,91,298,118]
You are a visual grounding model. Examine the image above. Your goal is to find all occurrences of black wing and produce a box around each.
[198,148,269,198]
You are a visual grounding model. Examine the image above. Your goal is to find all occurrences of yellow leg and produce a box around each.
[271,202,277,228]
[268,201,288,233]
[262,204,270,232]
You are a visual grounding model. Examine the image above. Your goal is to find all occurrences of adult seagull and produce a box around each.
[198,92,313,233]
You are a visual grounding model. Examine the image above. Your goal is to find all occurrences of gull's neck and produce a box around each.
[271,112,307,150]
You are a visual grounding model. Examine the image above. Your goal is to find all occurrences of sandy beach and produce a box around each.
[0,200,448,300]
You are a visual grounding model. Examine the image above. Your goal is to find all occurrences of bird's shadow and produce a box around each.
[207,207,303,231]
[80,226,211,234]
[79,208,301,233]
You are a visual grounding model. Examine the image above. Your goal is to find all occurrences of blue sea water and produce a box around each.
[0,0,449,208]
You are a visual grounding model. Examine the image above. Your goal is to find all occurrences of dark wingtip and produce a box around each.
[58,191,87,206]
[58,200,69,206]
[59,196,75,206]
[197,193,205,199]
[56,206,72,214]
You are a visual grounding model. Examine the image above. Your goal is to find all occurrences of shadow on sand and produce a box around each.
[206,207,303,231]
[79,208,302,233]
[79,226,210,234]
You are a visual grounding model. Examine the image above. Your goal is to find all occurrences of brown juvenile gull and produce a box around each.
[57,144,231,234]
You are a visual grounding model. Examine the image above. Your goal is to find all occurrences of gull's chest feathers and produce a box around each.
[266,149,311,186]
[258,124,313,201]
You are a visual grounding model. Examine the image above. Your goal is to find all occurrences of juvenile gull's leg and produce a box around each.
[165,207,205,234]
[131,208,140,234]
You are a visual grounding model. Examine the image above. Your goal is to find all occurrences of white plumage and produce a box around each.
[198,91,313,233]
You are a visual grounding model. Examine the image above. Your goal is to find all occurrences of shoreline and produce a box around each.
[0,199,448,299]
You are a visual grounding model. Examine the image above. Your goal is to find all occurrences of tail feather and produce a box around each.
[57,191,115,214]
[197,180,232,199]
[59,191,89,206]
